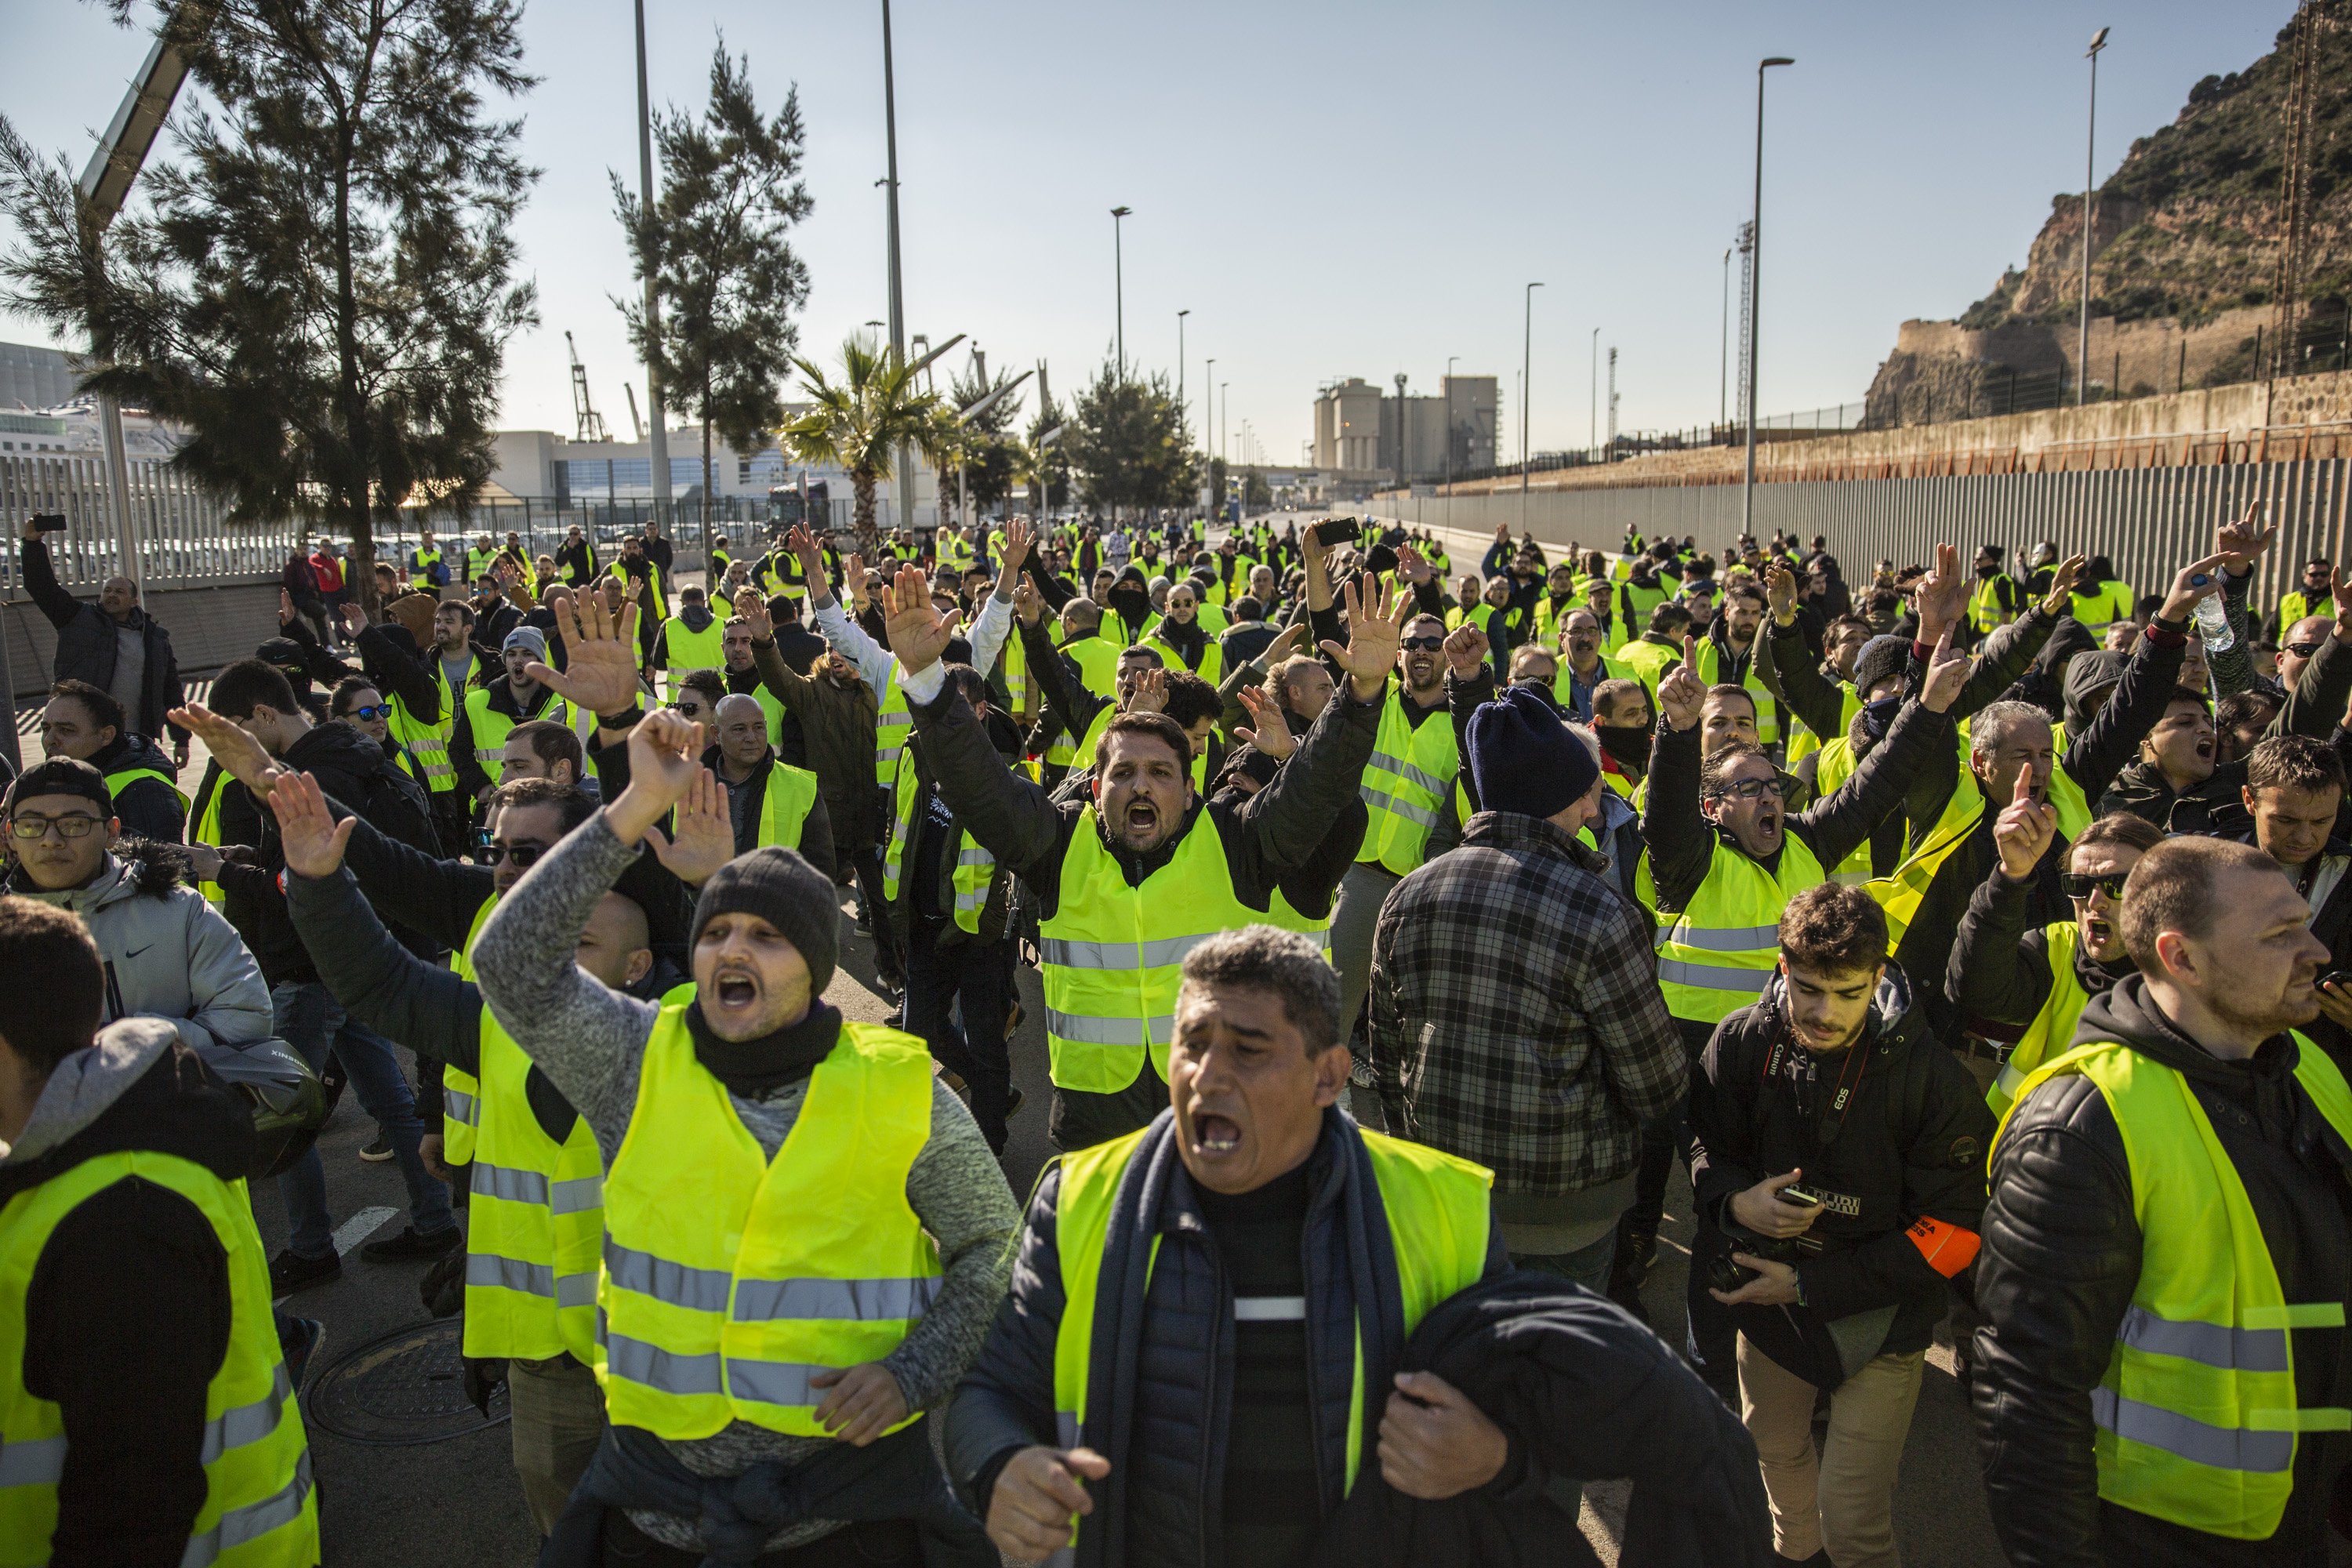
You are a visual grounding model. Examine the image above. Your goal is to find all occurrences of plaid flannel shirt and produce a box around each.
[1368,810,1685,1196]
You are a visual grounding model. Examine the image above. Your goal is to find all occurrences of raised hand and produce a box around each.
[1319,573,1410,702]
[1396,543,1431,585]
[998,515,1034,582]
[1233,684,1295,760]
[2041,554,2089,618]
[2158,551,2234,623]
[1011,575,1046,628]
[642,766,733,886]
[265,770,357,880]
[786,524,827,590]
[1260,619,1308,666]
[1912,543,1966,637]
[278,588,297,628]
[535,595,644,720]
[606,708,706,848]
[1992,761,2057,880]
[2330,567,2352,626]
[845,556,872,611]
[1764,561,1798,626]
[1657,634,1707,731]
[882,562,953,675]
[168,702,282,793]
[1123,666,1167,716]
[1920,623,1969,713]
[1442,622,1487,681]
[339,601,368,638]
[2217,499,2275,572]
[732,587,773,642]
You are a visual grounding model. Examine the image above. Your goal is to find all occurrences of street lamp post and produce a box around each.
[881,0,913,536]
[1220,381,1229,470]
[1521,281,1543,537]
[1443,353,1458,533]
[1589,326,1599,457]
[2078,27,2110,406]
[633,0,673,536]
[1110,205,1132,377]
[1393,371,1409,499]
[1177,308,1189,456]
[1743,56,1795,542]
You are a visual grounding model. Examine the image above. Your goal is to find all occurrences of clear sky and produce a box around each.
[4,1,2299,468]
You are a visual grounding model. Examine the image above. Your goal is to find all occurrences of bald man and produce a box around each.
[705,691,835,874]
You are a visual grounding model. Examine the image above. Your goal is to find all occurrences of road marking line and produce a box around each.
[331,1204,400,1255]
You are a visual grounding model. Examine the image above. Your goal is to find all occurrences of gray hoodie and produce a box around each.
[11,855,271,1056]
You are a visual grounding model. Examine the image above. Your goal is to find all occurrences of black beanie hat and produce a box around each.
[4,757,113,816]
[688,846,838,998]
[1853,634,1912,700]
[1468,686,1599,821]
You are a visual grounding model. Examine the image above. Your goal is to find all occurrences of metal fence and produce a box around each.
[1378,456,2352,620]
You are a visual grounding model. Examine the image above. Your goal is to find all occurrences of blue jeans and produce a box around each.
[1511,1228,1621,1294]
[270,981,455,1258]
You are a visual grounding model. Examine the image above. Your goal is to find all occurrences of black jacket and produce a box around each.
[1973,976,2352,1566]
[1310,1275,1772,1568]
[1690,967,1992,1385]
[1945,862,2136,1043]
[0,1023,257,1568]
[946,1110,1509,1568]
[20,537,187,747]
[216,718,439,982]
[89,732,187,844]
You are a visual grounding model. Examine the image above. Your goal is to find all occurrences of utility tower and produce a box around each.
[1733,221,1757,436]
[1606,348,1620,450]
[565,332,608,443]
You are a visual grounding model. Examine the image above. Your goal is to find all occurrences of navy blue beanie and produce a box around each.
[1468,685,1600,820]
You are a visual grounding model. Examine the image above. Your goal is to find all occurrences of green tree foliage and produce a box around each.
[1022,387,1072,519]
[614,41,811,561]
[1063,360,1196,521]
[781,334,945,556]
[0,0,538,609]
[945,358,1025,515]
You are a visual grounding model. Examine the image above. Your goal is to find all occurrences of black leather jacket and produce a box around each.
[1973,975,2352,1566]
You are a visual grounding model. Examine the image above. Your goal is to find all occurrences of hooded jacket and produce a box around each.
[0,1020,259,1566]
[1973,976,2352,1566]
[8,849,271,1056]
[1689,967,1993,1387]
[84,731,187,844]
[1308,1275,1773,1568]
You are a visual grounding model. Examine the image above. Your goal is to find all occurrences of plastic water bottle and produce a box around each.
[2189,574,2234,653]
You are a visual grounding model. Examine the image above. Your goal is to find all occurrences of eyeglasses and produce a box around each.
[472,839,550,868]
[1399,636,1446,652]
[2060,871,2129,902]
[7,813,104,840]
[1705,778,1785,803]
[341,703,392,722]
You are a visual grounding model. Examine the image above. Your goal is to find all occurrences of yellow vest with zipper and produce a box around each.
[391,654,473,796]
[191,769,230,906]
[1693,637,1780,747]
[1994,1033,2352,1541]
[443,897,496,1163]
[750,760,820,851]
[0,1150,318,1567]
[873,666,911,789]
[464,684,573,772]
[1039,807,1260,1094]
[1987,920,2089,1119]
[1655,836,1827,1025]
[882,749,998,935]
[597,1007,943,1439]
[660,616,727,700]
[1356,687,1461,877]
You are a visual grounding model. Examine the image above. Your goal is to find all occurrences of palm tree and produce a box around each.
[780,335,945,556]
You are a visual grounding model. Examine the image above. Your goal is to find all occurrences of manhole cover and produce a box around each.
[303,1318,510,1446]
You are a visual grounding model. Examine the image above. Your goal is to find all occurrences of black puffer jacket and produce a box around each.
[1973,975,2352,1566]
[945,1110,1509,1568]
[20,536,187,745]
[1690,967,1993,1387]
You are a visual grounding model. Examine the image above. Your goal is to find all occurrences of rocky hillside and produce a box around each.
[1867,2,2352,426]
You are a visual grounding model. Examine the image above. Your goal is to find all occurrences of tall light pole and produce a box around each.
[1520,281,1543,536]
[1743,56,1795,542]
[1220,381,1229,468]
[1588,326,1600,456]
[1720,245,1733,428]
[1110,206,1132,376]
[633,0,673,535]
[881,0,913,535]
[2078,27,2110,406]
[1176,308,1189,453]
[1443,354,1459,532]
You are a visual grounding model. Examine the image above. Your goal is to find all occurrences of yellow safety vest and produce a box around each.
[1693,637,1780,747]
[873,667,911,789]
[1864,769,1985,950]
[466,546,498,584]
[598,1007,943,1439]
[1047,637,1123,768]
[660,616,726,700]
[1969,575,2014,633]
[1613,636,1681,706]
[463,1004,604,1364]
[464,684,572,772]
[2069,580,2135,641]
[1616,584,1668,652]
[1142,626,1222,686]
[410,546,443,588]
[103,762,190,822]
[752,760,821,851]
[1786,683,1860,768]
[1039,808,1260,1094]
[1987,920,2089,1119]
[1067,705,1207,793]
[1809,739,1875,887]
[2049,762,2093,842]
[609,557,668,620]
[1655,836,1827,1025]
[1356,687,1461,877]
[1049,1124,1490,1500]
[1996,1034,2352,1541]
[881,748,999,936]
[2277,590,2320,637]
[391,655,472,796]
[190,768,230,906]
[444,896,496,1163]
[0,1149,318,1567]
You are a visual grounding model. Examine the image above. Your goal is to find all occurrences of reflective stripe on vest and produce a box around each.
[1988,920,2090,1119]
[0,1149,318,1566]
[661,617,727,699]
[1864,768,1984,951]
[1994,1035,2352,1539]
[1038,807,1261,1093]
[1357,688,1460,876]
[1655,836,1827,1025]
[874,667,911,786]
[1969,575,2013,633]
[597,1007,943,1440]
[1693,638,1780,747]
[465,684,572,769]
[443,896,499,1163]
[881,749,1000,937]
[105,764,191,819]
[463,1004,604,1363]
[1049,1123,1492,1536]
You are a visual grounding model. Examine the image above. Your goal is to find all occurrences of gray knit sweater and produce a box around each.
[470,811,1018,1552]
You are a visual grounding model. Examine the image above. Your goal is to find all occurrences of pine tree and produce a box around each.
[0,0,537,612]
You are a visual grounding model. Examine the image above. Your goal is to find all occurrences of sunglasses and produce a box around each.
[2285,641,2325,659]
[472,838,550,868]
[341,703,393,722]
[2060,872,2129,902]
[1399,636,1447,652]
